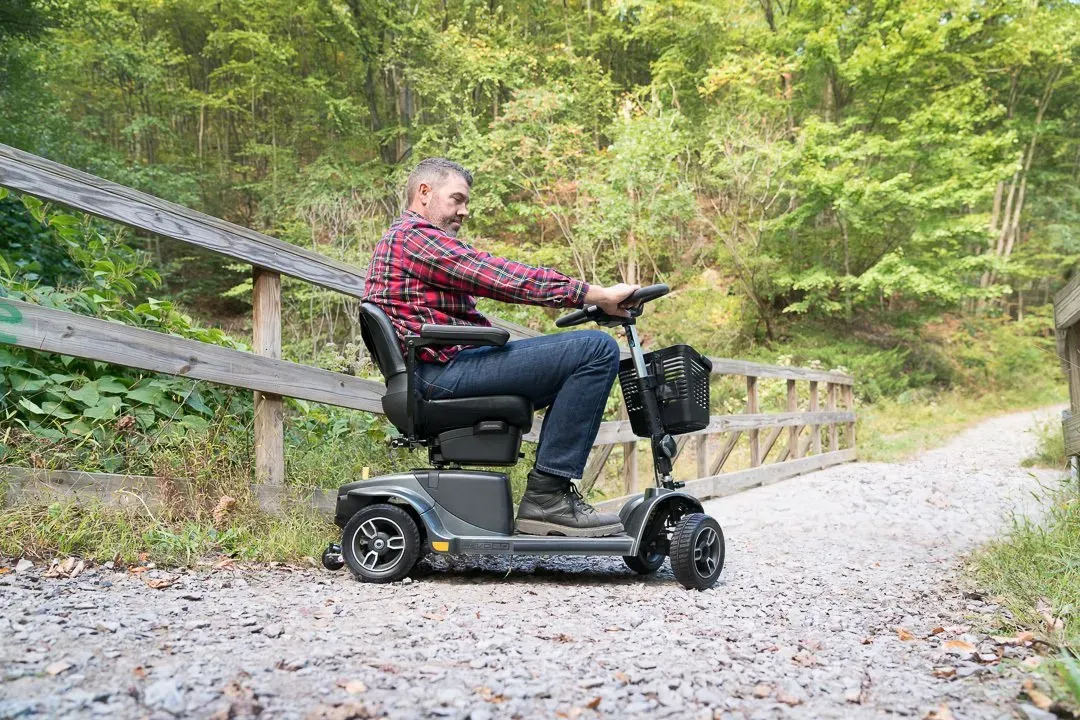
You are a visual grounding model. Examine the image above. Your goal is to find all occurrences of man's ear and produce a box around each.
[417,182,432,207]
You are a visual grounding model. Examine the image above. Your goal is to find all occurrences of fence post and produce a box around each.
[695,435,708,479]
[253,267,285,509]
[619,401,637,494]
[827,382,838,453]
[786,379,800,460]
[747,376,760,467]
[809,381,821,455]
[844,385,856,451]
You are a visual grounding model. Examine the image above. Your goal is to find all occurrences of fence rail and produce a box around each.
[0,143,857,513]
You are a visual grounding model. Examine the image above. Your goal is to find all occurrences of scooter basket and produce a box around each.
[618,344,712,438]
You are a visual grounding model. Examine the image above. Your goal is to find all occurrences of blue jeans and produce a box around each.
[416,330,621,479]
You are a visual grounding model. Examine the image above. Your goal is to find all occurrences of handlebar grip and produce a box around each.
[555,308,592,328]
[626,283,670,305]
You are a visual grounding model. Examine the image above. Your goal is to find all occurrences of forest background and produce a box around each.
[0,0,1078,543]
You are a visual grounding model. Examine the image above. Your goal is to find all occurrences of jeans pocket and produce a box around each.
[417,362,451,400]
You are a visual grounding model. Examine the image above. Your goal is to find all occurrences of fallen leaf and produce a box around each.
[129,566,149,575]
[45,661,72,676]
[924,702,955,720]
[586,697,601,710]
[994,631,1036,646]
[777,689,803,706]
[212,495,237,525]
[861,637,873,645]
[1022,679,1053,711]
[752,684,772,699]
[1022,656,1042,670]
[138,552,150,563]
[474,687,506,704]
[897,628,916,641]
[932,666,957,679]
[942,639,976,655]
[133,666,148,679]
[0,568,9,575]
[144,576,175,590]
[1036,599,1065,634]
[930,627,945,635]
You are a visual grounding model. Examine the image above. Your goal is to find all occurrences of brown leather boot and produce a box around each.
[515,469,624,537]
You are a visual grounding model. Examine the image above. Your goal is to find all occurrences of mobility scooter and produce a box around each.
[322,284,725,590]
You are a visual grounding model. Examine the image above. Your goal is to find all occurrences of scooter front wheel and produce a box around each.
[670,513,725,590]
[342,504,421,583]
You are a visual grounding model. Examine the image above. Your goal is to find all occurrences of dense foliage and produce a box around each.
[0,0,1076,349]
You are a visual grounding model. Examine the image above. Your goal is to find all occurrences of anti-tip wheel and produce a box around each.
[669,513,724,590]
[623,550,665,575]
[342,503,421,583]
[322,543,345,571]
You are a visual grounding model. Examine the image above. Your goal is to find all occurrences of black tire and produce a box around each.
[623,550,665,575]
[670,513,724,590]
[342,504,421,583]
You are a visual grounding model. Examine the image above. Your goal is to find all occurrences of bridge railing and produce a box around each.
[0,143,856,512]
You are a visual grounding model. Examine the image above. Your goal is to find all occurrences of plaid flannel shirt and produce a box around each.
[362,210,589,363]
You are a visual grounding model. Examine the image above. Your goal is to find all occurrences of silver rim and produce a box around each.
[693,526,721,577]
[351,516,407,574]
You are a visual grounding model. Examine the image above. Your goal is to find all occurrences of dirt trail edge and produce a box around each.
[0,407,1065,720]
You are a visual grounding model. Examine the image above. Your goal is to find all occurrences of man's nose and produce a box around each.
[459,207,469,219]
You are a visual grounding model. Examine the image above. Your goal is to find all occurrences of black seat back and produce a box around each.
[359,302,530,467]
[359,303,409,432]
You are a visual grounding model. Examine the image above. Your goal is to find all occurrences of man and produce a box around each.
[362,157,638,537]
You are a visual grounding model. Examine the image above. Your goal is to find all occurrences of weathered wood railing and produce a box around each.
[0,143,856,512]
[1054,275,1080,461]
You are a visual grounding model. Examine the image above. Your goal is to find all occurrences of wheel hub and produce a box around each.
[693,526,721,576]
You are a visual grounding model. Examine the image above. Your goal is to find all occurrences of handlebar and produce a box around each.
[555,283,670,328]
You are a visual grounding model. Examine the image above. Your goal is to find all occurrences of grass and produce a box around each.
[972,470,1080,708]
[0,490,337,567]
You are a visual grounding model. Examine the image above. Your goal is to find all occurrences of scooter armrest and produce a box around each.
[416,324,510,347]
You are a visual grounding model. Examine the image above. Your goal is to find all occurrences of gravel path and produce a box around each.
[0,407,1066,720]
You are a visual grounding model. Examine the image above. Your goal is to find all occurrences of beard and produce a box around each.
[438,214,463,237]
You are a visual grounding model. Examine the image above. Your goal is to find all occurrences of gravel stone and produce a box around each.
[0,408,1063,719]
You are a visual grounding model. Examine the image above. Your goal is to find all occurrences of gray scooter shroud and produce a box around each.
[333,471,703,558]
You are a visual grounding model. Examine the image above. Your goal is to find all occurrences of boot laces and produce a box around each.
[567,483,596,517]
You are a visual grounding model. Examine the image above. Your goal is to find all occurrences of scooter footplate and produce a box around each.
[453,535,634,556]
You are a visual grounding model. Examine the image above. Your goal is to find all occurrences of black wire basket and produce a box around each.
[618,344,712,438]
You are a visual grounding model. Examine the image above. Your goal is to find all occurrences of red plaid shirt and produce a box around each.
[363,210,589,363]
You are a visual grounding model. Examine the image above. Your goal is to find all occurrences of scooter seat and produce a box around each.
[418,395,534,436]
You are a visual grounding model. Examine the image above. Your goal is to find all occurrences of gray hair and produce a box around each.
[406,158,473,204]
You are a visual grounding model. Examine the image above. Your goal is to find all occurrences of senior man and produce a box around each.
[362,157,637,537]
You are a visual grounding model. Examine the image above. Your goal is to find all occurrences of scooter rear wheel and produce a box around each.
[342,504,421,583]
[670,513,725,590]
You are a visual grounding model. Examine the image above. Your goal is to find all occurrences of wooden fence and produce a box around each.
[1054,275,1080,460]
[0,143,856,512]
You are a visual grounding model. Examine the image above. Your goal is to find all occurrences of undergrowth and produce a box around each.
[973,472,1080,707]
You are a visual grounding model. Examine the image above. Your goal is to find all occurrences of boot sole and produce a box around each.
[515,519,626,538]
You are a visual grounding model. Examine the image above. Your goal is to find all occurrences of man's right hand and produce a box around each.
[585,283,641,317]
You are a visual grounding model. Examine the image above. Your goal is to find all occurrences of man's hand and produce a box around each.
[585,283,641,317]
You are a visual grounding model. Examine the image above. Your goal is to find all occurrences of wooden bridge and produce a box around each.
[0,143,856,513]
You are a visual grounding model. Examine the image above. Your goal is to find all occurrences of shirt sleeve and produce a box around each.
[401,225,588,308]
